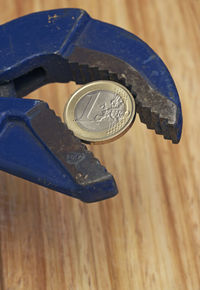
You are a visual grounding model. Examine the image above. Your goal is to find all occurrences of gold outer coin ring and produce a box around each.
[63,80,136,143]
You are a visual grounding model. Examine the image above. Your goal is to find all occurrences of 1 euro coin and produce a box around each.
[63,80,136,143]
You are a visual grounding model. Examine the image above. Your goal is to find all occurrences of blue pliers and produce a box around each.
[0,9,182,202]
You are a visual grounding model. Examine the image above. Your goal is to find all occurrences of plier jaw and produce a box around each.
[0,9,182,202]
[0,97,117,202]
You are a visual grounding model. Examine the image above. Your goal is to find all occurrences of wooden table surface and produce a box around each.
[0,1,199,289]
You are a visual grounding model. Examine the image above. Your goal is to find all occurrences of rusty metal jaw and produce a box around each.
[0,97,117,202]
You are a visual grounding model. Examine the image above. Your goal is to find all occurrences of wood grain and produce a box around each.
[0,0,199,289]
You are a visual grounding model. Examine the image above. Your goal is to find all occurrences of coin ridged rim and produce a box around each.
[63,80,136,143]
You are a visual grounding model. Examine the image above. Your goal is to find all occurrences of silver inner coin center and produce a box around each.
[74,90,126,132]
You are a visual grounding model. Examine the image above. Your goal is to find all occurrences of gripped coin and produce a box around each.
[63,80,136,143]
